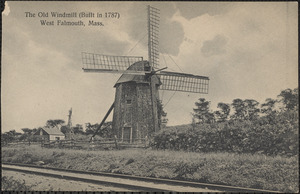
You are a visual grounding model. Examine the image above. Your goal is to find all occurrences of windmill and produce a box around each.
[66,108,74,140]
[82,5,209,143]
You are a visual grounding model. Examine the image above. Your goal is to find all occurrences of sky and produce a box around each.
[2,1,298,133]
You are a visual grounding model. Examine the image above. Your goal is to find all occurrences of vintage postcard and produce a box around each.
[1,1,298,192]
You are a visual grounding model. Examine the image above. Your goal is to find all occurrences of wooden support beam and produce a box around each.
[92,102,115,138]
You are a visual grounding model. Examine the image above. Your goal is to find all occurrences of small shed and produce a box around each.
[34,126,65,141]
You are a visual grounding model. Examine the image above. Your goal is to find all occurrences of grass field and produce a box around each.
[2,176,33,191]
[2,145,298,192]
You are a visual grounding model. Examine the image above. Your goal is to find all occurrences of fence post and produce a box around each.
[90,139,95,151]
[59,140,62,149]
[114,135,119,149]
[145,135,151,148]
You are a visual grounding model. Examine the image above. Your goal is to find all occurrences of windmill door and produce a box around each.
[123,127,132,143]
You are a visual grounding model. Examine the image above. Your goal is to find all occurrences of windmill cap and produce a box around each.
[114,61,161,87]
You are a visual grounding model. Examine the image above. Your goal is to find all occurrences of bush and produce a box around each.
[151,110,298,156]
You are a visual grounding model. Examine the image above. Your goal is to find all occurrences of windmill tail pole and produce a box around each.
[91,102,115,139]
[153,67,168,74]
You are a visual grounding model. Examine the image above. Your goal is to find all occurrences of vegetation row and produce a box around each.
[151,88,298,156]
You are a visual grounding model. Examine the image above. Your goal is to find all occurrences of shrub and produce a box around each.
[151,110,298,156]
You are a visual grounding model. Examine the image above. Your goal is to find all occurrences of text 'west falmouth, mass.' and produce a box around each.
[24,11,121,27]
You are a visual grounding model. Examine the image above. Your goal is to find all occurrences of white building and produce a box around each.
[34,126,65,141]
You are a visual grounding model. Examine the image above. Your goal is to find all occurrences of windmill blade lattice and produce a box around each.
[82,52,146,74]
[148,5,160,69]
[158,71,209,94]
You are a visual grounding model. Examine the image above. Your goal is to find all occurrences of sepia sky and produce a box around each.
[2,1,298,132]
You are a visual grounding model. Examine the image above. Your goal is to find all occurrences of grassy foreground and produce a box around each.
[2,176,33,191]
[2,145,298,192]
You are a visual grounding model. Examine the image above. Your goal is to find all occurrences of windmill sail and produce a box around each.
[81,5,210,144]
[82,52,147,74]
[148,5,160,69]
[158,71,209,94]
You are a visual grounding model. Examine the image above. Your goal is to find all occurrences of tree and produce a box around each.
[261,98,277,115]
[85,122,113,138]
[2,130,22,143]
[277,88,298,111]
[85,123,96,135]
[193,98,215,124]
[2,131,15,143]
[60,125,68,134]
[243,99,260,120]
[99,122,113,138]
[21,128,32,134]
[214,102,230,122]
[157,100,168,128]
[46,119,65,128]
[73,124,84,134]
[231,99,260,121]
[19,128,34,141]
[231,98,245,120]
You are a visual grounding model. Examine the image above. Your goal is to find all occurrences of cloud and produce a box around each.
[2,2,298,130]
[160,20,184,56]
[160,2,298,126]
[175,2,231,19]
[201,35,228,57]
[2,2,128,131]
[123,2,185,56]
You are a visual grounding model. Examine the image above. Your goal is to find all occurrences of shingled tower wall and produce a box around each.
[112,61,161,143]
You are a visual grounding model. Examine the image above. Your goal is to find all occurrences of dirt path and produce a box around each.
[2,170,136,191]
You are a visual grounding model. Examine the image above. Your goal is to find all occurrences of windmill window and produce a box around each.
[126,99,132,104]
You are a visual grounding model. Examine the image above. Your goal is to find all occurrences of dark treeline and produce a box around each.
[1,120,113,144]
[151,88,298,156]
[192,88,298,124]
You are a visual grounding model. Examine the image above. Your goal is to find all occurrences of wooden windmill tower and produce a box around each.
[82,6,209,143]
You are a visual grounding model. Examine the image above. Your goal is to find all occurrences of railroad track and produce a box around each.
[2,162,280,192]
